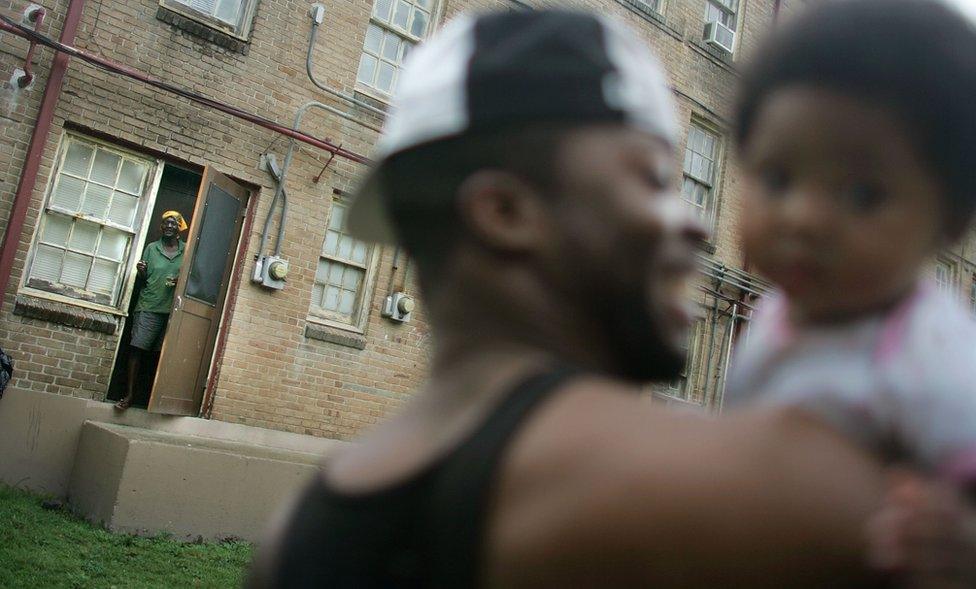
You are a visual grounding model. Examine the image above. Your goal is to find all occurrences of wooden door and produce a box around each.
[148,168,249,415]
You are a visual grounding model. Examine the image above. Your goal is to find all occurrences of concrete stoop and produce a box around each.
[0,388,346,543]
[68,421,322,542]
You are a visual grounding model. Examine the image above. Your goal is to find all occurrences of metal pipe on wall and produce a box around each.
[699,293,721,409]
[714,302,741,411]
[306,4,389,120]
[18,6,46,88]
[258,101,368,263]
[0,0,86,310]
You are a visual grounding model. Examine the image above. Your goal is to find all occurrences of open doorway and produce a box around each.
[108,165,251,416]
[107,164,202,409]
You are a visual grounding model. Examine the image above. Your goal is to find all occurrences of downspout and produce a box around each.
[0,0,85,310]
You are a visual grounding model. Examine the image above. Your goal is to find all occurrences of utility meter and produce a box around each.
[268,259,288,281]
[257,255,288,290]
[382,292,415,323]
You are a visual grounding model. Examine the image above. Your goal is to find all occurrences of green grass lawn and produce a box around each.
[0,485,253,588]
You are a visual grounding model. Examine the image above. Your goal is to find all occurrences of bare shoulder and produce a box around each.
[484,377,885,588]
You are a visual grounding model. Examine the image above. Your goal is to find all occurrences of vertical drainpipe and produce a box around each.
[0,0,87,309]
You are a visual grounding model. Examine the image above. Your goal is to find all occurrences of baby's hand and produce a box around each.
[867,469,976,588]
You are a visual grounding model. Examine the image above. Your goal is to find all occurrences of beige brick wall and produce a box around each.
[2,0,970,437]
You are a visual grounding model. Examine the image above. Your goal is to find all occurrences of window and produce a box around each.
[635,0,663,13]
[357,0,435,96]
[705,0,737,29]
[970,276,976,315]
[682,123,721,228]
[24,136,155,307]
[310,200,375,327]
[161,0,258,38]
[935,260,953,294]
[668,322,700,401]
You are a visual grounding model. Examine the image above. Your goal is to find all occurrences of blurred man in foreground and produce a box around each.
[252,10,892,587]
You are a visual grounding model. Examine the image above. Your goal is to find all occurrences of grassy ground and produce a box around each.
[0,485,253,588]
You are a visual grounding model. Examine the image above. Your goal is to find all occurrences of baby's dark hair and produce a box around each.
[736,0,976,236]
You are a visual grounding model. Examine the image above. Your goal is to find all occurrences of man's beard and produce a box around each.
[592,278,685,383]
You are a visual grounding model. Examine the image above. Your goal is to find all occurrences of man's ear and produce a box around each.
[456,170,550,254]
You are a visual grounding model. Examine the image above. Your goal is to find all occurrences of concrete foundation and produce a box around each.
[0,388,345,541]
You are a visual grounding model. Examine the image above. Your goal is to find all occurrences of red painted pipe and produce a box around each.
[0,0,86,310]
[0,15,371,165]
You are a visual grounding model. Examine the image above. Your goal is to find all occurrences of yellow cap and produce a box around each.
[161,210,188,232]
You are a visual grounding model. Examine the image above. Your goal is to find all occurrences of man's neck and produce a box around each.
[161,235,179,248]
[425,276,616,391]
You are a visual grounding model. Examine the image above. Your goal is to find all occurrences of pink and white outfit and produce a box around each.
[726,282,976,483]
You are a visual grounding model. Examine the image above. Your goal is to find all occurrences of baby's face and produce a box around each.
[740,86,945,324]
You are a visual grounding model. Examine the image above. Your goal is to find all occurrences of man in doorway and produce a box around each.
[249,10,957,587]
[115,211,187,411]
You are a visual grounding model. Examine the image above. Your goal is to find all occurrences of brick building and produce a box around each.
[1,0,973,441]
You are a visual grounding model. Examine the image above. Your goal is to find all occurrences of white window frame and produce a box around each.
[308,197,380,333]
[356,0,437,99]
[935,259,954,294]
[681,121,723,233]
[704,0,738,30]
[159,0,260,40]
[21,133,163,313]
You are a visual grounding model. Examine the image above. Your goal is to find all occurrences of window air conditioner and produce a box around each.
[704,21,735,54]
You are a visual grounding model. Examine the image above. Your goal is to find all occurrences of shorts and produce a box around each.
[130,311,169,352]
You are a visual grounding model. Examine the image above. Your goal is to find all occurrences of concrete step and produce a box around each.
[68,421,325,542]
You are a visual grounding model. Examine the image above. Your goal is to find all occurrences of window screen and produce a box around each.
[935,261,953,294]
[705,0,737,28]
[682,124,721,228]
[26,136,152,306]
[310,201,373,325]
[357,0,435,95]
[186,184,241,305]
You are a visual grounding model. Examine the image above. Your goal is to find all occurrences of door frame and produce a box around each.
[147,168,253,415]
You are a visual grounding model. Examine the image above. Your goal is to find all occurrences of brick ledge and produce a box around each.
[13,294,118,335]
[156,6,249,55]
[304,322,367,350]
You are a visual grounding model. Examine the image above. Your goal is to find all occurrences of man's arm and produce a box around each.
[485,383,885,588]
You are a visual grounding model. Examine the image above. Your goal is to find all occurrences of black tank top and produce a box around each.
[267,368,576,588]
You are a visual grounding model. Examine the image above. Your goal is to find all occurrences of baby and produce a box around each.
[727,0,976,488]
[726,2,976,581]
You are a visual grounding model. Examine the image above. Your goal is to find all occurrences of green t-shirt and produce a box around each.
[135,239,185,314]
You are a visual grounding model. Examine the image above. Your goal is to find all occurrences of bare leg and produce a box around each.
[116,349,140,410]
